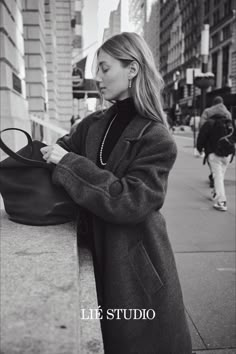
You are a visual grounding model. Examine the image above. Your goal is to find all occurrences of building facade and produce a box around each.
[160,0,204,115]
[206,0,236,110]
[0,0,81,149]
[144,0,160,70]
[102,1,121,42]
[159,0,236,119]
[101,0,160,70]
[128,0,146,36]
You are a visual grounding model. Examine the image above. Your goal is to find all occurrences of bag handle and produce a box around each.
[0,128,53,170]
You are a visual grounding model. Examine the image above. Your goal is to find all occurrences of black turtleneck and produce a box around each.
[97,97,137,168]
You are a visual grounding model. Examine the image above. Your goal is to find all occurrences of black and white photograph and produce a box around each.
[0,0,235,353]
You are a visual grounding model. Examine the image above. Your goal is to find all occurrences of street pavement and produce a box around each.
[162,133,236,354]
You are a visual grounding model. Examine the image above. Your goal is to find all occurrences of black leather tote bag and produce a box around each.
[0,128,77,226]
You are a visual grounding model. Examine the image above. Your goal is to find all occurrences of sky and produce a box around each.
[82,0,120,77]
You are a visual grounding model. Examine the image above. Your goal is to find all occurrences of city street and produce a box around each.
[163,134,236,353]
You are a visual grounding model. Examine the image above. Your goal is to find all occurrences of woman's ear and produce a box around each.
[129,61,139,79]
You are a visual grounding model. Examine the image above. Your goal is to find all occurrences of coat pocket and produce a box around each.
[129,242,164,302]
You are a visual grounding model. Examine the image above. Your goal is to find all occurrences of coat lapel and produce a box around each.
[105,115,152,173]
[86,106,152,173]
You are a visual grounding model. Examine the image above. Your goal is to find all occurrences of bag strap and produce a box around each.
[0,128,52,170]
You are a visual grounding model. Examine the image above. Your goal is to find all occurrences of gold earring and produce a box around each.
[128,79,132,88]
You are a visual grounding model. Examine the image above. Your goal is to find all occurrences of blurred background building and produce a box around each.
[102,1,121,42]
[0,0,235,150]
[159,0,236,122]
[101,0,235,123]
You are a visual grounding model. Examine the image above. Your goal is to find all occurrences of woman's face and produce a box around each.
[96,49,130,101]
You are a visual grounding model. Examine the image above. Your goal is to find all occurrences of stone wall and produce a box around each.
[45,0,58,122]
[0,0,30,151]
[23,0,47,119]
[0,0,74,147]
[56,0,73,129]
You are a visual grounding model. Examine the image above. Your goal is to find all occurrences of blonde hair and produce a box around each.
[95,32,167,125]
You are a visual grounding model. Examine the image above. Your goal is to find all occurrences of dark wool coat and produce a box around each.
[53,105,192,354]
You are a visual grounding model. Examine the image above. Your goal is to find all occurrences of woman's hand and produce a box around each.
[40,144,68,165]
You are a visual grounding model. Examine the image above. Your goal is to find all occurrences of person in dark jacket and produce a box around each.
[199,96,232,129]
[199,96,232,187]
[41,32,192,353]
[197,114,234,211]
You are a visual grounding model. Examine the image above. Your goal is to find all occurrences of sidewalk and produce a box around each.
[163,135,236,353]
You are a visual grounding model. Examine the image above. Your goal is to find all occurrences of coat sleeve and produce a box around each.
[52,126,177,225]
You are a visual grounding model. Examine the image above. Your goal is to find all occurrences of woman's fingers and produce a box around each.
[41,146,53,163]
[40,146,51,153]
[42,152,50,160]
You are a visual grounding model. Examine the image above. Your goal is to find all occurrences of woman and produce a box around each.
[41,32,192,353]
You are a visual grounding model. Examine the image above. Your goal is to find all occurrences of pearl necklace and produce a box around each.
[99,114,117,166]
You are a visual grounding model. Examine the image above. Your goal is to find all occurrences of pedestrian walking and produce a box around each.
[200,96,232,129]
[190,114,201,133]
[41,32,192,353]
[199,96,232,187]
[197,113,235,211]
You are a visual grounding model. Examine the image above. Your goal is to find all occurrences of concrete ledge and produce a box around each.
[78,248,104,353]
[0,210,104,353]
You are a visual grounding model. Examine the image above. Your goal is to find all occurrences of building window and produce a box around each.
[212,51,218,86]
[187,84,191,97]
[75,12,81,25]
[204,0,210,15]
[224,0,232,17]
[222,24,231,40]
[222,45,229,86]
[72,35,82,49]
[12,73,22,94]
[71,18,76,28]
[213,10,220,25]
[179,86,184,99]
[212,32,220,47]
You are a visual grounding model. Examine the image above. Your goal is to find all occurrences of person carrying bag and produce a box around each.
[197,114,235,211]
